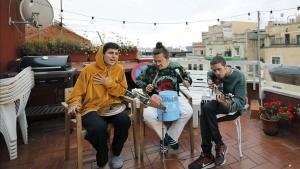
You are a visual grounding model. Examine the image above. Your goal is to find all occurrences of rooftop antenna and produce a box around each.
[96,31,104,45]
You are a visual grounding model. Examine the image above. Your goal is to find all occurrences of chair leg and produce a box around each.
[76,114,83,169]
[188,119,194,154]
[235,117,243,158]
[18,110,28,144]
[64,112,71,160]
[0,106,18,160]
[139,106,145,161]
[132,122,139,160]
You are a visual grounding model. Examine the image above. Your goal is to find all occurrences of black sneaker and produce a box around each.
[188,152,215,169]
[165,133,179,150]
[215,144,227,166]
[160,140,168,154]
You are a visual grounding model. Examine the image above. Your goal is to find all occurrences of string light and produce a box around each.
[90,16,94,24]
[47,5,299,26]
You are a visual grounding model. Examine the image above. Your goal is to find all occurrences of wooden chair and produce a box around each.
[139,89,194,160]
[63,88,139,169]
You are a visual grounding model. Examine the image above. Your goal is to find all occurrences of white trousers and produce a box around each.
[143,96,193,141]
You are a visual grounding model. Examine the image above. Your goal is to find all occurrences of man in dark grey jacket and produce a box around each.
[189,56,247,169]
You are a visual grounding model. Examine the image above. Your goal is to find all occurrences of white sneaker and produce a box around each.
[111,155,123,169]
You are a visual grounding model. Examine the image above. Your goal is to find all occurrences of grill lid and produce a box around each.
[21,55,70,71]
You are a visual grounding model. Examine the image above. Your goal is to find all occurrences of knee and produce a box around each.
[201,103,215,117]
[143,108,158,123]
[89,122,107,135]
[114,112,131,129]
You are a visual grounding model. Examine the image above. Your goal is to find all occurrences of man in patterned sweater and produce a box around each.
[136,42,193,153]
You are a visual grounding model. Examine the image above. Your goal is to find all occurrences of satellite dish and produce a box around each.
[19,0,54,28]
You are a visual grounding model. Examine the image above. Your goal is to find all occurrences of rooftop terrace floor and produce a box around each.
[1,112,300,169]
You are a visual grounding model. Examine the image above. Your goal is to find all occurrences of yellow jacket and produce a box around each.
[67,47,128,116]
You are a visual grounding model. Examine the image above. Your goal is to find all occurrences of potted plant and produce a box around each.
[259,101,281,136]
[260,101,297,135]
[119,45,138,61]
[277,103,295,129]
[292,104,300,135]
[19,38,97,62]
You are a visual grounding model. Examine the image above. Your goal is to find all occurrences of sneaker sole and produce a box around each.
[203,163,215,169]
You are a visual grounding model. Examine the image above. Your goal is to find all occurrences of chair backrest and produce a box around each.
[0,69,34,104]
[0,67,34,117]
[0,72,34,99]
[64,87,74,102]
[0,67,32,86]
[0,71,34,104]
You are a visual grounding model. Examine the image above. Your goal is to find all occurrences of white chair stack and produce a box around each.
[0,67,34,160]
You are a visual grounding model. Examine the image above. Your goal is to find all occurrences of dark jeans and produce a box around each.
[82,111,131,167]
[200,100,229,154]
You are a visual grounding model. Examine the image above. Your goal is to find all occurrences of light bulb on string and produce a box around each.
[59,9,64,18]
[248,12,251,21]
[90,16,95,24]
[185,21,190,31]
[269,10,274,20]
[122,20,126,30]
[153,22,157,31]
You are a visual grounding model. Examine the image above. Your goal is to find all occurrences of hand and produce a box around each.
[216,93,228,108]
[183,80,190,89]
[207,80,214,89]
[93,74,111,85]
[146,84,154,93]
[149,94,162,107]
[68,105,81,115]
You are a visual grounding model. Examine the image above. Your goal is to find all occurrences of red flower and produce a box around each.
[261,100,297,121]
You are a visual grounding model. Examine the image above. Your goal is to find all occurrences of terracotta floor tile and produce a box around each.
[1,114,300,169]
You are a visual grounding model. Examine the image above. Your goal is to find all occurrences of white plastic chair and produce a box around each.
[0,67,34,160]
[201,98,249,158]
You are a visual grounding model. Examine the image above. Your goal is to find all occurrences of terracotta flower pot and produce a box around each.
[260,114,279,136]
[278,119,291,129]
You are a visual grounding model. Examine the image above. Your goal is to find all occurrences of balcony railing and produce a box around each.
[269,43,300,48]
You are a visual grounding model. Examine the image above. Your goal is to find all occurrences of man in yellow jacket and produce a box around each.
[67,42,130,169]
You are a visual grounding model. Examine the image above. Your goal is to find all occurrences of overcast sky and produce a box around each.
[47,0,298,48]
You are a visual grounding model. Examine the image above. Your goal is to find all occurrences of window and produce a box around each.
[234,47,240,56]
[272,57,280,64]
[199,64,203,70]
[297,35,300,45]
[193,64,197,70]
[209,48,213,55]
[200,50,204,55]
[224,49,232,57]
[285,34,290,45]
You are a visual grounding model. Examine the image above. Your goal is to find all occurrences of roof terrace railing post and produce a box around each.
[257,10,262,105]
[253,64,256,91]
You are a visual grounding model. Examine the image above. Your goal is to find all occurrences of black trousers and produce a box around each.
[82,111,131,167]
[200,100,229,154]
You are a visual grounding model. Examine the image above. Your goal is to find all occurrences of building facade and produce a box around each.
[202,21,257,60]
[261,17,300,66]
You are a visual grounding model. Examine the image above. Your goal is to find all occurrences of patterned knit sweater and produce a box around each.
[136,61,192,96]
